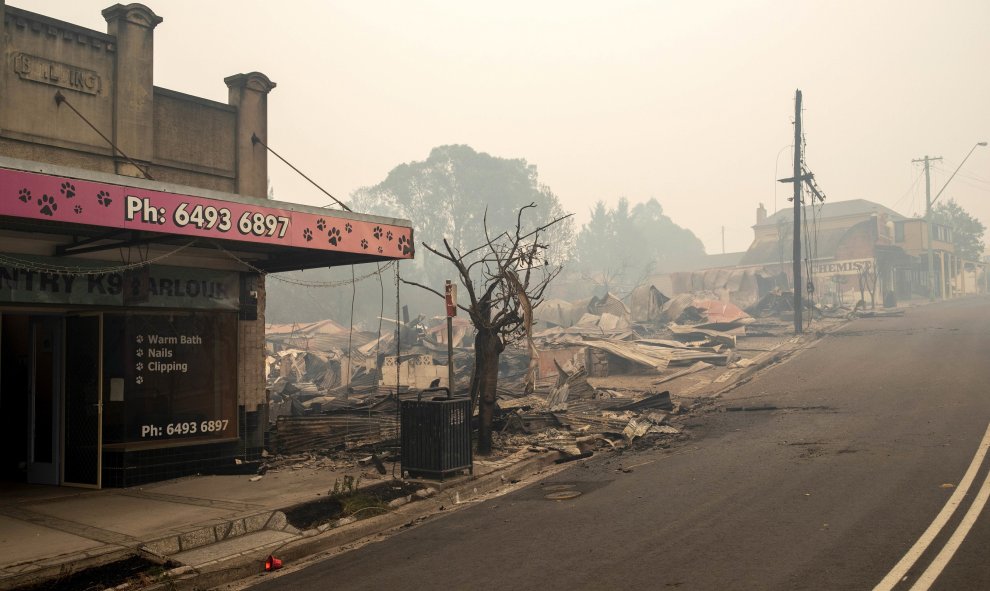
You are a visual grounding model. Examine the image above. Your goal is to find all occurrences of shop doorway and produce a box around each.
[27,316,61,485]
[0,314,31,482]
[63,314,102,487]
[0,314,62,485]
[0,313,102,487]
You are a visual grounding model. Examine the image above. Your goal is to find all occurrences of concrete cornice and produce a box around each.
[224,72,277,94]
[101,3,163,29]
[4,5,116,45]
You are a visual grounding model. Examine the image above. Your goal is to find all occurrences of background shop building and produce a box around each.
[0,2,414,487]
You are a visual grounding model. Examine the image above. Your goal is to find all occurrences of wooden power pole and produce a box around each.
[912,155,941,301]
[791,90,803,333]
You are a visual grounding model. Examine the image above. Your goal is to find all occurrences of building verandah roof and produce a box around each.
[0,156,414,273]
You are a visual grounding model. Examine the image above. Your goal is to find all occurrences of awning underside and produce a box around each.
[1,217,397,273]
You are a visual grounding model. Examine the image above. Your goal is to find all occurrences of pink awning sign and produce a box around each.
[0,168,414,259]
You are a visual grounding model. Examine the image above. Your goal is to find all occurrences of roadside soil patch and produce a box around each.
[11,555,173,591]
[284,480,425,530]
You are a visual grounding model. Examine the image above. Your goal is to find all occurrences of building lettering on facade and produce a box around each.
[0,258,240,310]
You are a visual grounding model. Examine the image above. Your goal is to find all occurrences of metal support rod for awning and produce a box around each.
[251,133,351,211]
[54,91,154,181]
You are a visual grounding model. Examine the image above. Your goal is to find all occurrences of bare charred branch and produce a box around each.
[414,203,569,455]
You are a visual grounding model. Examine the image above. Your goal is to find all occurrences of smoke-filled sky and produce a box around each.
[21,0,990,254]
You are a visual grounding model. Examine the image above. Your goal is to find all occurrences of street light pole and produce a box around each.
[931,142,988,208]
[920,141,987,301]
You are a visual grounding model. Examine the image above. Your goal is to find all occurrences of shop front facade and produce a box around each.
[0,2,414,487]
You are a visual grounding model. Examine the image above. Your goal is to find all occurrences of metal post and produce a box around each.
[446,316,454,398]
[445,280,456,399]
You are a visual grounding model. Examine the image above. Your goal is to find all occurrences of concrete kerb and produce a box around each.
[140,510,295,559]
[150,449,564,591]
[1,510,298,590]
[0,546,134,591]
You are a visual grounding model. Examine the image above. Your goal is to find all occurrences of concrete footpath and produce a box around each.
[0,447,563,590]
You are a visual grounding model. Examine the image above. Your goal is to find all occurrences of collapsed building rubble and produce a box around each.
[263,281,808,464]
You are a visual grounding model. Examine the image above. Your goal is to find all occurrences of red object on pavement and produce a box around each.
[265,555,283,571]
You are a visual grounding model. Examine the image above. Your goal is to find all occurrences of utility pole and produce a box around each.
[912,155,942,301]
[791,90,803,333]
[776,90,810,334]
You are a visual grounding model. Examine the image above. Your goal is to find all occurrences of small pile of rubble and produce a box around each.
[495,360,689,451]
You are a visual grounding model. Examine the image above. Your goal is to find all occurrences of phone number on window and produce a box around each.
[140,419,229,438]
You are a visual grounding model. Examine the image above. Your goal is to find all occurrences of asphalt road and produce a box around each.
[250,298,990,591]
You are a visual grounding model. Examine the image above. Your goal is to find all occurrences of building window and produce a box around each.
[101,312,237,446]
[894,222,905,242]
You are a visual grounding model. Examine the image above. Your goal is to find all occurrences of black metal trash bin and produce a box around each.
[401,397,473,480]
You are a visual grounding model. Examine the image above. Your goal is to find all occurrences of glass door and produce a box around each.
[63,314,102,488]
[27,317,60,485]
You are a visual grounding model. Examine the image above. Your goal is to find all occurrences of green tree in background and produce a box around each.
[573,197,706,295]
[351,145,575,290]
[931,198,986,260]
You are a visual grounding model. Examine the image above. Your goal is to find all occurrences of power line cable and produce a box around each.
[0,240,197,275]
[210,241,394,286]
[892,170,924,211]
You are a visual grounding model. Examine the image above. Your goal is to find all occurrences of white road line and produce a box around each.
[873,422,990,591]
[909,454,990,590]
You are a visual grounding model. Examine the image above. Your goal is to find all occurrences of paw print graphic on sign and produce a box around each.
[18,188,31,203]
[397,234,413,255]
[74,205,83,214]
[60,182,76,199]
[360,238,368,250]
[373,226,383,239]
[328,227,342,246]
[316,219,326,232]
[37,194,57,216]
[345,222,352,233]
[97,190,112,207]
[303,228,313,241]
[386,230,393,241]
[377,246,384,254]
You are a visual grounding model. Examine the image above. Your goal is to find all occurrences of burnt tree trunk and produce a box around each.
[473,327,504,455]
